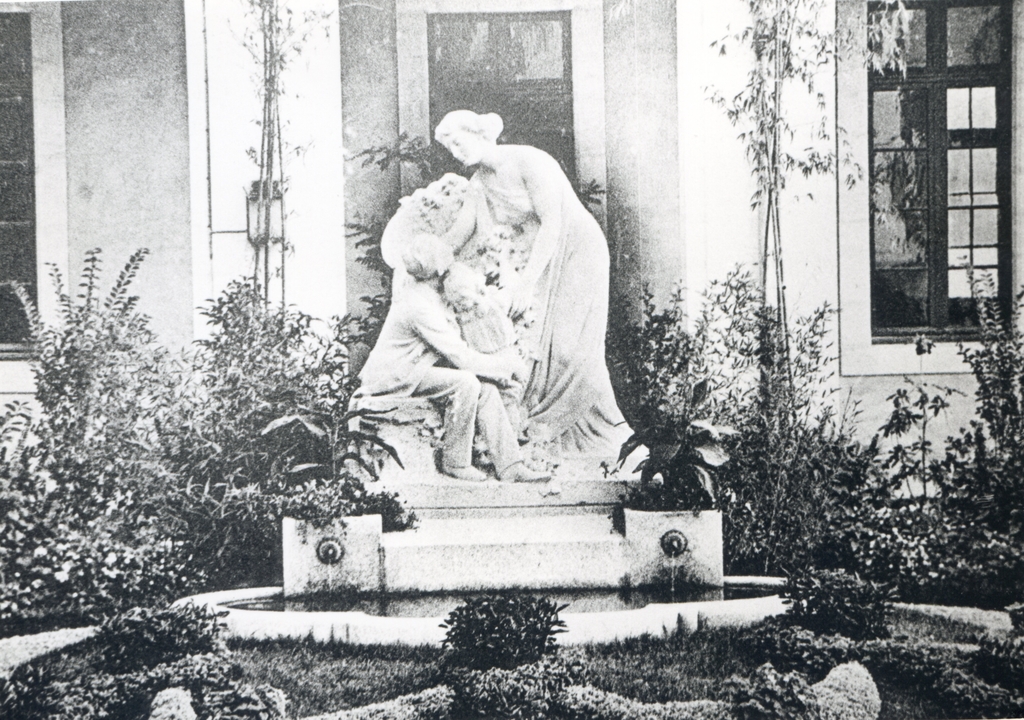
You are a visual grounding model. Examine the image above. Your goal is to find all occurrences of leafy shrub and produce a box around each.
[162,279,414,588]
[783,570,893,641]
[446,650,586,720]
[740,619,855,682]
[12,249,179,494]
[440,595,567,671]
[1,644,286,720]
[1,252,202,633]
[558,685,731,720]
[808,663,880,720]
[608,288,726,512]
[1007,603,1024,635]
[726,662,821,720]
[933,665,1024,719]
[740,617,1024,718]
[313,686,455,720]
[0,522,199,637]
[973,635,1024,693]
[684,270,876,576]
[97,604,225,674]
[836,294,1024,607]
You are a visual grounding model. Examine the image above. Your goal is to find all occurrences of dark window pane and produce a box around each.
[873,151,928,211]
[948,6,1002,66]
[905,9,927,67]
[0,14,31,88]
[873,89,927,148]
[509,21,564,80]
[432,19,491,83]
[0,98,31,161]
[0,163,33,222]
[0,222,35,344]
[874,209,927,268]
[429,12,575,181]
[868,7,926,70]
[873,269,929,328]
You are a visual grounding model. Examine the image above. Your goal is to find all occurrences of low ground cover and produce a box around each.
[6,592,1019,720]
[10,624,971,719]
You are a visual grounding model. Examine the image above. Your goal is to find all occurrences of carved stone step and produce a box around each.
[381,515,625,592]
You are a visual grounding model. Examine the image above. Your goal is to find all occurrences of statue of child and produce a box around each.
[442,261,527,440]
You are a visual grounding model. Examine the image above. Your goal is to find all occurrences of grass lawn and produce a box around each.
[21,608,1004,719]
[229,626,952,719]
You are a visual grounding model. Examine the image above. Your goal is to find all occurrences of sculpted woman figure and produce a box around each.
[435,110,628,455]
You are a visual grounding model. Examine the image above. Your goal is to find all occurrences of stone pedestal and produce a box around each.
[623,509,723,588]
[283,507,723,595]
[282,515,382,596]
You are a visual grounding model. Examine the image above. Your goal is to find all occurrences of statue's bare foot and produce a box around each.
[499,462,551,483]
[442,464,488,482]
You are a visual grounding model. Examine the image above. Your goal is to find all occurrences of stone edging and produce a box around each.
[0,626,98,679]
[893,602,1013,634]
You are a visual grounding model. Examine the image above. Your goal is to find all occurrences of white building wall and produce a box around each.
[202,0,346,326]
[675,0,980,438]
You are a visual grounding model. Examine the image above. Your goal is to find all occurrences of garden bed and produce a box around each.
[10,608,1005,720]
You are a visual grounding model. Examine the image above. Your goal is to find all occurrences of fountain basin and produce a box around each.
[174,577,786,646]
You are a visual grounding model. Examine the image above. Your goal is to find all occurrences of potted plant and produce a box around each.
[610,290,733,588]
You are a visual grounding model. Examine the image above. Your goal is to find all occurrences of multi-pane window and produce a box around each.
[869,1,1010,337]
[0,13,35,348]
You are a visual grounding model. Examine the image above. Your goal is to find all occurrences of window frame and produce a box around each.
[836,0,1023,376]
[0,3,68,375]
[867,0,1012,340]
[0,11,36,354]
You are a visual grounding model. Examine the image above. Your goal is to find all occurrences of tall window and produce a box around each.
[428,12,575,181]
[0,13,35,349]
[869,1,1010,337]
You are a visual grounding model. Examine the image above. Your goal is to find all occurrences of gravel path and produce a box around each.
[0,626,98,679]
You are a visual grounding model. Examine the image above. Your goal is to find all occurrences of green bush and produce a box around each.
[558,685,731,720]
[163,279,414,589]
[808,663,879,720]
[740,616,1024,718]
[725,662,821,720]
[0,522,199,637]
[687,270,875,577]
[783,570,893,641]
[608,288,725,512]
[1,252,202,633]
[973,635,1024,694]
[3,250,411,628]
[834,295,1024,608]
[440,595,567,671]
[96,604,225,674]
[740,620,856,682]
[1008,603,1024,635]
[446,650,586,720]
[1,643,284,716]
[311,686,454,720]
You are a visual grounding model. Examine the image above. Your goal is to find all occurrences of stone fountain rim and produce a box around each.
[173,576,788,646]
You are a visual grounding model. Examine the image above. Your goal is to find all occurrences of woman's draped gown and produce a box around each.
[469,157,628,456]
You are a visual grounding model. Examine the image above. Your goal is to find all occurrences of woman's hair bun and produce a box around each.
[436,110,504,143]
[479,113,504,142]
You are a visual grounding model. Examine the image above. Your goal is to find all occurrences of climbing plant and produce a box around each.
[240,0,332,301]
[709,0,907,358]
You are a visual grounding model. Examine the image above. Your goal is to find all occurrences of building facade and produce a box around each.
[2,0,1017,433]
